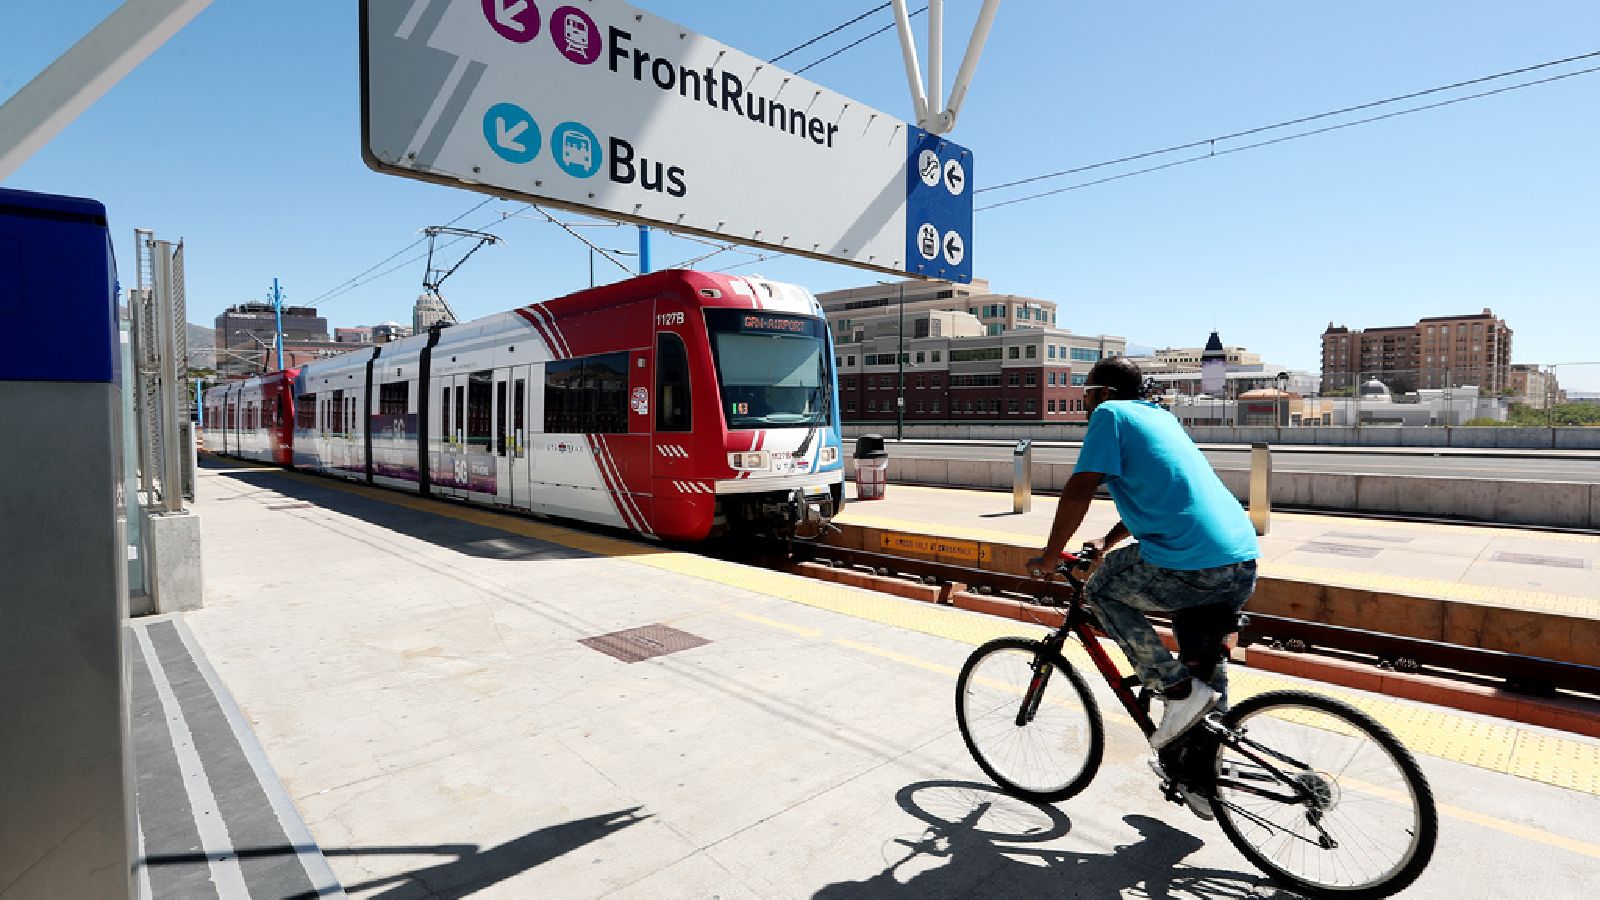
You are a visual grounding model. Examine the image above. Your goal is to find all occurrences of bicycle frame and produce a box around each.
[1037,556,1321,812]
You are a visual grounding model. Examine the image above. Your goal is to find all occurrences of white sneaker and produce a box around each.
[1149,679,1216,750]
[1145,757,1214,821]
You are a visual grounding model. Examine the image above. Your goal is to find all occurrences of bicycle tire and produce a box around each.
[1208,690,1438,898]
[955,637,1105,801]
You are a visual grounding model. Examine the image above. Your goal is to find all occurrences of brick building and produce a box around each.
[834,308,1125,423]
[1322,309,1511,395]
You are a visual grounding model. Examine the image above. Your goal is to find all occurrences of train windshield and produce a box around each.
[704,309,832,429]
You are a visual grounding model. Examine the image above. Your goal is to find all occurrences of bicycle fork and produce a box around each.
[1016,658,1054,726]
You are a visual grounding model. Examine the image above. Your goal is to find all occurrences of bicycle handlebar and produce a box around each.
[1029,543,1100,580]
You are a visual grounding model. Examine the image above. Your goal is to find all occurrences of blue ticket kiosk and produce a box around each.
[0,187,136,898]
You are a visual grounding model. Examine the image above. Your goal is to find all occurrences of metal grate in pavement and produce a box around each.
[1295,542,1381,559]
[580,624,710,663]
[1490,552,1588,570]
[267,502,315,511]
[1326,531,1416,544]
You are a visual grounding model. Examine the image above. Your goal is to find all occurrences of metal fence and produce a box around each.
[127,229,193,514]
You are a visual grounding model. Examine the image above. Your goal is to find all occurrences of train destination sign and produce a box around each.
[360,0,973,281]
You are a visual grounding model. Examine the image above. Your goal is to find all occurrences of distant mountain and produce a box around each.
[1125,343,1158,357]
[186,323,217,370]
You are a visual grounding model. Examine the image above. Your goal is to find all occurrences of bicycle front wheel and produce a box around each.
[1210,690,1437,898]
[955,637,1104,801]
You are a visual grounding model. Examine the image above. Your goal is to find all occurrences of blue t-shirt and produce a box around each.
[1074,400,1258,571]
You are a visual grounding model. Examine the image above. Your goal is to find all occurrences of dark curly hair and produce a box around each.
[1086,356,1145,400]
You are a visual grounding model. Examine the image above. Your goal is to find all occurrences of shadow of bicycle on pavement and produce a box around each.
[814,780,1297,899]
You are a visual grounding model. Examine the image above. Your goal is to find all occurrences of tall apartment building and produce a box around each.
[834,308,1125,423]
[213,303,330,378]
[817,277,1058,342]
[1322,309,1511,395]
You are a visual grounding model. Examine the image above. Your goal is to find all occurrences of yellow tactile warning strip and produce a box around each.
[837,507,1600,621]
[217,465,1600,806]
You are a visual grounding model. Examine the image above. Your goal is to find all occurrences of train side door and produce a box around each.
[491,366,531,507]
[433,374,469,498]
[511,365,532,508]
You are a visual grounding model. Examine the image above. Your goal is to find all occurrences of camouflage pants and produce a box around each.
[1084,543,1257,710]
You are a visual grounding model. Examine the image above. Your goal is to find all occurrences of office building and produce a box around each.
[1508,364,1560,410]
[835,308,1125,423]
[817,277,1059,342]
[213,303,329,378]
[413,293,454,332]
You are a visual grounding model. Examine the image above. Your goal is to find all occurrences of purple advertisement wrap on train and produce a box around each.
[430,451,497,493]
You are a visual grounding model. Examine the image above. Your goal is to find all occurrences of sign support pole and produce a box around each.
[637,225,651,275]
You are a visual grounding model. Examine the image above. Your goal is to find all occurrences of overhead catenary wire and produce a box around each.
[770,3,890,64]
[978,57,1600,212]
[795,5,927,75]
[314,203,528,308]
[307,195,500,305]
[979,48,1600,198]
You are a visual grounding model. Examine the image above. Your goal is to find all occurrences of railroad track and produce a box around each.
[774,540,1600,700]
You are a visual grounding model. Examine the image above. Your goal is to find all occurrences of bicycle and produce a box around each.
[954,545,1438,898]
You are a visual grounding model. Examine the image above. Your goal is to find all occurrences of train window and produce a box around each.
[495,380,507,457]
[467,371,492,449]
[379,381,408,416]
[441,386,451,444]
[331,390,346,436]
[455,385,465,441]
[655,333,692,432]
[296,394,315,430]
[588,353,629,434]
[513,379,526,456]
[545,359,581,433]
[546,353,630,434]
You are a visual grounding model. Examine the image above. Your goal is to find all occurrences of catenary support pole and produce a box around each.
[272,277,284,372]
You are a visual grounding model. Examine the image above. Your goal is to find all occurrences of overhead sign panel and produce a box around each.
[360,0,972,282]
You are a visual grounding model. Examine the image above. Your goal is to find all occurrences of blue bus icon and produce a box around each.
[551,122,602,179]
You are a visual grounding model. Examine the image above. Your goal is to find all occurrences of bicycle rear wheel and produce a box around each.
[1209,690,1437,898]
[955,637,1104,801]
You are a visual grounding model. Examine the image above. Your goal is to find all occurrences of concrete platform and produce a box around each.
[142,460,1600,897]
[837,483,1600,669]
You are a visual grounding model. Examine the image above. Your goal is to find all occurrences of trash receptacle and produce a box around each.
[854,434,889,500]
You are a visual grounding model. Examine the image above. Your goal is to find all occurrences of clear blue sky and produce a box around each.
[6,1,1598,388]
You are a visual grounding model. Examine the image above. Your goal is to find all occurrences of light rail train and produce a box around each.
[203,270,844,540]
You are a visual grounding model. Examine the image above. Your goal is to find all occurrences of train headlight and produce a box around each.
[728,451,770,470]
[818,446,839,466]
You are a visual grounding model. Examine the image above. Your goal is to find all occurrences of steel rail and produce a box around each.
[787,543,1600,696]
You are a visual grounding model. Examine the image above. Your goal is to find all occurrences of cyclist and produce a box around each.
[1026,356,1258,754]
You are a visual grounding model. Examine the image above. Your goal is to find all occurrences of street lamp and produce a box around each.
[1275,371,1289,427]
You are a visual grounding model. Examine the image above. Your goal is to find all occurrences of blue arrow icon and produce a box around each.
[483,102,541,164]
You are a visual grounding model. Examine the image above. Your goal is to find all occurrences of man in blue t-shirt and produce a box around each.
[1027,356,1259,762]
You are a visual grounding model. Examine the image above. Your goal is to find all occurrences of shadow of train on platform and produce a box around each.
[200,456,664,562]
